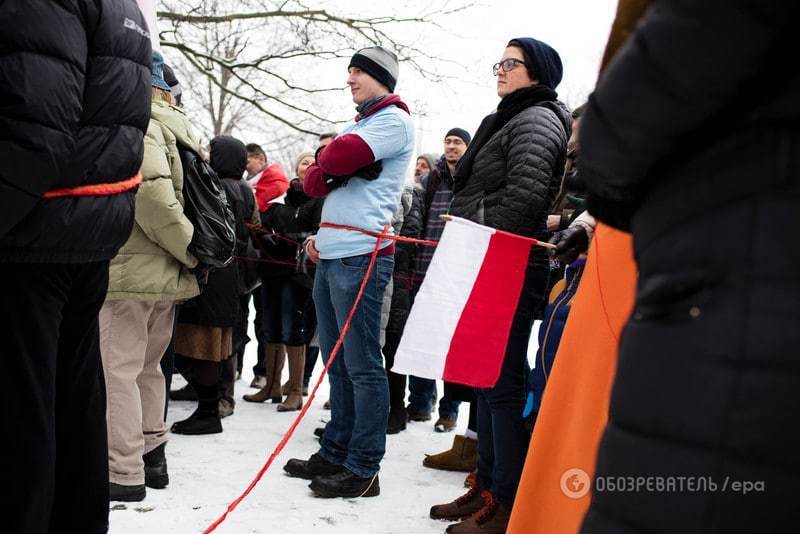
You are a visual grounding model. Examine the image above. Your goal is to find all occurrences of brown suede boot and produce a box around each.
[445,495,510,533]
[277,345,305,412]
[423,434,478,472]
[430,486,490,521]
[243,343,285,403]
[219,353,237,415]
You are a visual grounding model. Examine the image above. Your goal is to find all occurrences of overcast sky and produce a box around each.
[332,0,619,157]
[398,0,618,155]
[160,0,619,170]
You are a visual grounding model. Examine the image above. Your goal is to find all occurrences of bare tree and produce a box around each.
[157,0,471,161]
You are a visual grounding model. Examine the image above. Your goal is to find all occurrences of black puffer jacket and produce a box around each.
[579,2,800,533]
[580,1,799,234]
[449,102,570,241]
[0,0,152,263]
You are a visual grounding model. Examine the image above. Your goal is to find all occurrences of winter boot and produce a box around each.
[423,434,478,472]
[171,383,223,435]
[464,471,478,488]
[309,470,380,498]
[219,354,237,416]
[386,406,407,434]
[445,494,511,533]
[435,415,458,433]
[243,343,285,403]
[143,442,168,489]
[277,345,305,412]
[430,485,490,521]
[249,375,267,389]
[109,482,146,502]
[169,383,197,401]
[284,452,346,480]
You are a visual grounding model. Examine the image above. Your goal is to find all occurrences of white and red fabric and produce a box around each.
[392,216,536,388]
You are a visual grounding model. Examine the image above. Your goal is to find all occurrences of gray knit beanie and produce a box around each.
[348,46,400,92]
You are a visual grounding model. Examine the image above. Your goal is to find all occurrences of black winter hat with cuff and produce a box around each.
[348,46,400,92]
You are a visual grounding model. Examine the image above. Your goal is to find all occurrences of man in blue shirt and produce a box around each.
[283,46,415,498]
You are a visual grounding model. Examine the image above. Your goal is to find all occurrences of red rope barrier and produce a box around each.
[319,221,440,247]
[202,217,551,531]
[202,225,392,533]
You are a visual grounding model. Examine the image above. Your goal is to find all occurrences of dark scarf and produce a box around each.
[356,94,388,117]
[354,93,410,121]
[454,85,557,190]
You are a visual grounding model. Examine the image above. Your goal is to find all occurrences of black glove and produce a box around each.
[323,160,383,191]
[549,224,590,265]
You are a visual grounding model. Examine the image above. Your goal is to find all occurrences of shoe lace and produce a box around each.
[464,472,477,488]
[472,491,496,525]
[454,487,480,507]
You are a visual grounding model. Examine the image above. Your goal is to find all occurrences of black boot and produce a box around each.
[309,469,380,498]
[171,383,222,435]
[284,452,346,480]
[109,482,146,502]
[386,406,407,434]
[169,383,197,401]
[143,442,168,489]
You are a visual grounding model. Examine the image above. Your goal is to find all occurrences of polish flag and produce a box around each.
[392,216,538,388]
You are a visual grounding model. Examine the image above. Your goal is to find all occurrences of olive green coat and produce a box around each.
[106,101,201,301]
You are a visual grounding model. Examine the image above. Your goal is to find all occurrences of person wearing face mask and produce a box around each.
[431,38,570,533]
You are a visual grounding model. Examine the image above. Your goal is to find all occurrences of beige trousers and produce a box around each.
[100,300,175,485]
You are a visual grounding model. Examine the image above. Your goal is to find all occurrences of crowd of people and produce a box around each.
[4,0,798,533]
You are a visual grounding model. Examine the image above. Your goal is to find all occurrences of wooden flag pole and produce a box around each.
[440,214,557,250]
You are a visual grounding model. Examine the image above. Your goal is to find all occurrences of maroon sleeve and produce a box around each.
[317,133,376,176]
[302,163,332,198]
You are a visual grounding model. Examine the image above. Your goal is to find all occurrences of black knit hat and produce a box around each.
[348,46,399,92]
[508,37,563,90]
[445,127,471,145]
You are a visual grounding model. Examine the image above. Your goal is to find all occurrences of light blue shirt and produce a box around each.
[316,105,415,259]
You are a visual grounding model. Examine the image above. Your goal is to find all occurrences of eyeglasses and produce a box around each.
[492,58,526,76]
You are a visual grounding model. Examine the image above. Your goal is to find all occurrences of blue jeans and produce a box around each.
[476,264,548,507]
[314,254,393,477]
[408,376,436,415]
[408,378,461,418]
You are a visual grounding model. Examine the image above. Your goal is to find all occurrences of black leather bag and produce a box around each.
[178,146,236,268]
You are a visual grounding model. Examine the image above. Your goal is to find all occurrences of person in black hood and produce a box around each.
[171,135,257,434]
[0,1,151,531]
[434,37,570,533]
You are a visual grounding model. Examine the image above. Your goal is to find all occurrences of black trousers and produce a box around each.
[382,331,407,412]
[233,293,251,375]
[1,261,110,534]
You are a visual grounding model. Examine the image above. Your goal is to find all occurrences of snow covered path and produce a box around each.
[109,349,471,534]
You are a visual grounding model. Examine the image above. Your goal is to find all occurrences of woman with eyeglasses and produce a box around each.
[430,38,570,533]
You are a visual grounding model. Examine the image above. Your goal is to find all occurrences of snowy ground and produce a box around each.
[109,311,541,533]
[110,345,469,532]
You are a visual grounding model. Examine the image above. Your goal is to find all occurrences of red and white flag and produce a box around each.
[392,216,536,388]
